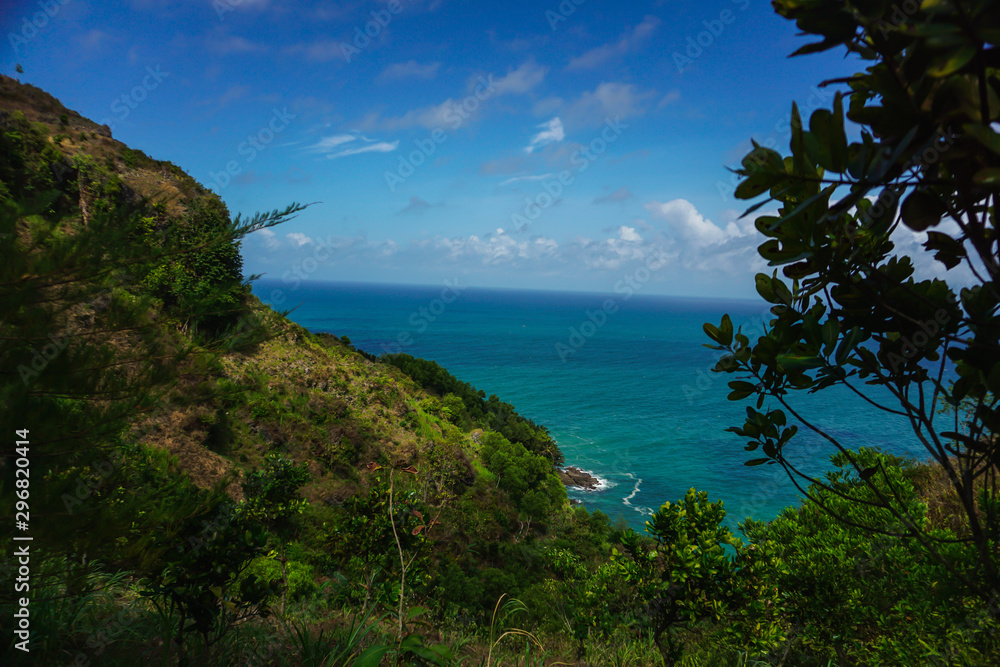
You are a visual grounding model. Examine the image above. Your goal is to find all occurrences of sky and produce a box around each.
[1,0,886,298]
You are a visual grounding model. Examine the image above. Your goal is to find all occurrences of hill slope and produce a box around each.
[0,73,622,664]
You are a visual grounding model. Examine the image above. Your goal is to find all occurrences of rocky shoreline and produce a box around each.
[557,466,601,490]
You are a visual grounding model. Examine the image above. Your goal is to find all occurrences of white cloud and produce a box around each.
[398,196,442,215]
[208,31,265,55]
[499,173,556,186]
[564,82,656,128]
[326,141,399,159]
[244,201,770,292]
[197,84,251,110]
[306,134,356,153]
[257,228,280,250]
[594,186,634,204]
[380,60,441,80]
[657,91,681,109]
[286,232,314,247]
[358,95,478,131]
[525,117,565,154]
[359,60,545,132]
[618,226,642,243]
[305,133,398,159]
[286,39,345,62]
[647,199,730,247]
[493,59,548,95]
[644,199,768,276]
[566,15,660,71]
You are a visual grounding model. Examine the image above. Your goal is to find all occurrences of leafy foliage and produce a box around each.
[710,0,1000,606]
[742,448,993,665]
[479,432,566,524]
[383,354,563,464]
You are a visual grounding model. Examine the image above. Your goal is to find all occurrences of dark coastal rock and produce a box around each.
[558,466,600,490]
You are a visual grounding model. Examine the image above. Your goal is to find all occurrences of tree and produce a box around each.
[707,0,1000,608]
[239,454,310,617]
[742,448,981,665]
[612,490,738,666]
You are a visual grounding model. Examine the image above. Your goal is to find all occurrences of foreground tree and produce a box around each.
[707,0,1000,607]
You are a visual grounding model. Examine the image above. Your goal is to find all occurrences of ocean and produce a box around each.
[252,279,931,534]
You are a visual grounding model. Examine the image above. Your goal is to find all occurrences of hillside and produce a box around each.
[0,73,618,664]
[2,74,999,667]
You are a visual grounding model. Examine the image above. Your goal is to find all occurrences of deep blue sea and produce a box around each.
[253,279,932,534]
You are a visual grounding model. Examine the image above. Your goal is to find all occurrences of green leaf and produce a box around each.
[962,122,1000,155]
[900,189,946,232]
[745,458,771,466]
[777,354,826,371]
[719,314,734,347]
[353,645,394,667]
[926,43,977,77]
[835,327,866,366]
[973,167,1000,186]
[790,38,841,56]
[405,605,429,622]
[924,231,966,269]
[728,380,757,401]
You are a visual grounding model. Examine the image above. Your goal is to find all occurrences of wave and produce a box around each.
[621,473,654,516]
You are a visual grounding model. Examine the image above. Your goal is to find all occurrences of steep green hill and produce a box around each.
[0,73,623,665]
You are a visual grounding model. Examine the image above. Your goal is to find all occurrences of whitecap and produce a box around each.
[621,473,654,516]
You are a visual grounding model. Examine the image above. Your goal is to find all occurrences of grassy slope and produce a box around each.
[0,72,509,507]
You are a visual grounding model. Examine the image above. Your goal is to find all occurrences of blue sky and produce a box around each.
[2,0,867,297]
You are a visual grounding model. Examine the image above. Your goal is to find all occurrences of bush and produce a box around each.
[243,556,317,601]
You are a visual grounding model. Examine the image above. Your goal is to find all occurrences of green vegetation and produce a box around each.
[3,1,1000,663]
[383,354,563,464]
[708,0,1000,618]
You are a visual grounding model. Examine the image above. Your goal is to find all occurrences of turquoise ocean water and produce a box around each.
[253,279,932,534]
